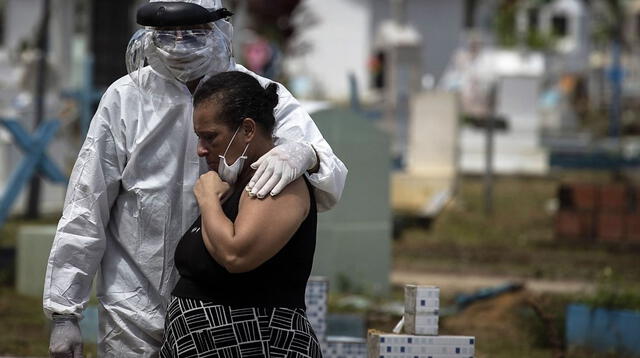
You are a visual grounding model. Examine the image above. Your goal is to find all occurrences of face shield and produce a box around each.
[125,1,235,87]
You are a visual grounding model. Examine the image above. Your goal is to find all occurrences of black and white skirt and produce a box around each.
[160,297,323,358]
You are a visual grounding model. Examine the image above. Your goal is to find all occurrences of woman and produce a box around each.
[160,71,322,358]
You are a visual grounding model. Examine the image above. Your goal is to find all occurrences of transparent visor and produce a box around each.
[152,29,213,50]
[125,21,234,88]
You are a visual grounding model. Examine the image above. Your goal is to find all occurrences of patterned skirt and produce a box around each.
[160,297,323,358]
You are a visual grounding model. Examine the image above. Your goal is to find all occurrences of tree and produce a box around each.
[228,0,315,80]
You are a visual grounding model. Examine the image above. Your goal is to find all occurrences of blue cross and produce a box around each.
[0,118,68,227]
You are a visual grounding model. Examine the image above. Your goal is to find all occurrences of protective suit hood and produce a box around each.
[151,0,223,9]
[126,0,235,86]
[138,1,232,26]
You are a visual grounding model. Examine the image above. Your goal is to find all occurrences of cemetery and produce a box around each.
[2,0,640,357]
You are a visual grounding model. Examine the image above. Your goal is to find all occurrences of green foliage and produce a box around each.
[493,0,559,50]
[494,1,518,48]
[335,272,357,293]
[524,30,557,51]
[580,267,640,311]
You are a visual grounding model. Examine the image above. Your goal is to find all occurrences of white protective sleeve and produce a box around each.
[235,65,347,212]
[42,92,124,319]
[271,83,348,212]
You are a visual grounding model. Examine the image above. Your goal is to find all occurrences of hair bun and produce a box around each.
[264,83,279,110]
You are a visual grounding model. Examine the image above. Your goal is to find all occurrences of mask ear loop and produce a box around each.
[239,142,250,158]
[222,126,241,157]
[221,126,250,165]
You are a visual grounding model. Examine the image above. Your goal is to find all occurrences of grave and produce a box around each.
[392,91,459,218]
[312,108,391,295]
[368,285,476,358]
[459,75,549,175]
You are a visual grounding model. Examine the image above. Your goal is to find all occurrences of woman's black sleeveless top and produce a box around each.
[172,179,317,309]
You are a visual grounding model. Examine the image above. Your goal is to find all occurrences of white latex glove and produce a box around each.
[49,314,84,358]
[247,141,318,198]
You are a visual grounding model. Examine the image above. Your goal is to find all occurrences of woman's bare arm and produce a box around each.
[198,177,310,273]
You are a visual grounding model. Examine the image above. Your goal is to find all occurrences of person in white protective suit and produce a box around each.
[43,1,348,357]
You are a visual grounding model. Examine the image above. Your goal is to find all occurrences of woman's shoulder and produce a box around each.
[281,177,310,199]
[241,177,309,205]
[238,177,310,223]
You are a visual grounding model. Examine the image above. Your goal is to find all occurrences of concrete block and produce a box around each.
[368,333,475,358]
[16,225,56,298]
[404,313,439,336]
[325,336,367,358]
[404,285,439,314]
[305,277,329,340]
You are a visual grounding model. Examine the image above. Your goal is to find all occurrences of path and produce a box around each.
[391,270,595,295]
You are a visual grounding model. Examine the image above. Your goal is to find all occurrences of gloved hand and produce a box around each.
[247,141,318,198]
[49,314,84,358]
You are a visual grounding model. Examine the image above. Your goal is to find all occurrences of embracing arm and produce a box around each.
[268,85,347,211]
[194,172,309,273]
[235,66,347,212]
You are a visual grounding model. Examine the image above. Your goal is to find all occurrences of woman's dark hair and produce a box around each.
[193,71,279,134]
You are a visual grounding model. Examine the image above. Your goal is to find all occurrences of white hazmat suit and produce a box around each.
[43,0,347,356]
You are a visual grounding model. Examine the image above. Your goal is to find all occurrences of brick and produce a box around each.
[555,210,593,240]
[597,212,625,242]
[626,214,640,243]
[570,183,599,210]
[599,184,629,212]
[630,187,640,213]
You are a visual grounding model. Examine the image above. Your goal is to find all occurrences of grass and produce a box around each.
[0,288,49,356]
[0,288,97,357]
[394,174,640,284]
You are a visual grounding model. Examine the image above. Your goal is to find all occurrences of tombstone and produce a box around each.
[374,0,423,167]
[406,91,458,178]
[16,225,56,297]
[625,1,640,101]
[541,0,590,73]
[460,75,549,175]
[325,336,368,358]
[311,108,391,295]
[628,1,640,49]
[392,91,459,217]
[304,277,369,358]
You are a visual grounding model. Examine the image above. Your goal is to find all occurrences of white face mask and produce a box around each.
[155,42,215,82]
[218,126,249,185]
[148,25,233,83]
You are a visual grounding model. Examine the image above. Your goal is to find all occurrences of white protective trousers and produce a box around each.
[43,64,347,356]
